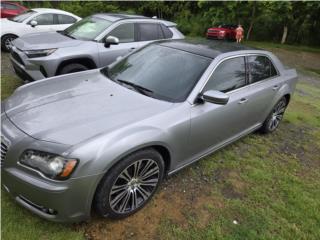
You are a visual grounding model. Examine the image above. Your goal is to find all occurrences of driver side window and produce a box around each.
[107,23,134,43]
[203,57,246,93]
[31,14,55,25]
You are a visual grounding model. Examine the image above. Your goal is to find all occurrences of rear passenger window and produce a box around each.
[138,23,164,41]
[160,24,173,39]
[204,57,246,93]
[57,14,77,24]
[248,55,278,83]
[107,23,135,43]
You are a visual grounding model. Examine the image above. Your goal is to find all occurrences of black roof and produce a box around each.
[158,39,257,59]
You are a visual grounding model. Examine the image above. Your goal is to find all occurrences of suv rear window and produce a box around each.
[248,55,278,83]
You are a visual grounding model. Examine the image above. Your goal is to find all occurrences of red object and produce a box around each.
[206,24,237,40]
[1,1,28,18]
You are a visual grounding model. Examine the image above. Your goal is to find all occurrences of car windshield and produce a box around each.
[62,16,112,40]
[9,10,36,23]
[101,45,212,102]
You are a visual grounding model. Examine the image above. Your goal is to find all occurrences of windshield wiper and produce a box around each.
[117,79,154,96]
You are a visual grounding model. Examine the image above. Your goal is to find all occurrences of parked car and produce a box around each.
[206,24,238,40]
[1,8,81,51]
[9,13,184,82]
[0,1,28,19]
[1,39,298,222]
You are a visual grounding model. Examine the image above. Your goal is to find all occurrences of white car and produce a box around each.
[1,8,81,51]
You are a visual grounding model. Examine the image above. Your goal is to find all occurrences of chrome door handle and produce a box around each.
[238,98,248,104]
[272,85,280,91]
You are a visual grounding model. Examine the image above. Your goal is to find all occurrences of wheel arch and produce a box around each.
[56,57,97,75]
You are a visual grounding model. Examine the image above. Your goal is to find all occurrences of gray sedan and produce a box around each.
[1,39,298,222]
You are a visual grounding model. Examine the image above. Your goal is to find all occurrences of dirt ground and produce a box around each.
[1,45,320,240]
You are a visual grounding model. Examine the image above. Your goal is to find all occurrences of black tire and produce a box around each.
[260,97,288,134]
[58,63,89,75]
[93,148,165,219]
[1,34,18,52]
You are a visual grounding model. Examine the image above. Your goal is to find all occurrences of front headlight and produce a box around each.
[219,31,226,34]
[24,48,57,58]
[20,150,78,180]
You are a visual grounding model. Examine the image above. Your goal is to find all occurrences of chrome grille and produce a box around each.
[208,29,219,33]
[1,139,9,166]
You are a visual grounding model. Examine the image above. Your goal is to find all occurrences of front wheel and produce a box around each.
[260,97,288,133]
[93,148,165,219]
[1,34,17,52]
[58,63,89,75]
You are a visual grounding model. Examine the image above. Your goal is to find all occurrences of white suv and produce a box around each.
[1,8,81,51]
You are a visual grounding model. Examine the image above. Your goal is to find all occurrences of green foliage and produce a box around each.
[21,1,320,46]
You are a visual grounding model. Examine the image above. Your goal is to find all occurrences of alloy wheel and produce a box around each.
[4,37,15,51]
[109,159,160,214]
[268,99,286,131]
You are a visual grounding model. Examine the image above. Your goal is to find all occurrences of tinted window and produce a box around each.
[138,23,163,41]
[32,14,54,25]
[204,57,246,93]
[160,24,173,39]
[57,14,77,24]
[104,45,211,102]
[107,23,134,43]
[248,55,278,83]
[4,3,19,10]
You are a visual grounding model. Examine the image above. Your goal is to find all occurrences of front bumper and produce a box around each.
[2,167,101,222]
[1,113,103,222]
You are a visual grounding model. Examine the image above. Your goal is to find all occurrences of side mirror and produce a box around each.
[30,20,38,27]
[201,90,229,105]
[104,36,119,48]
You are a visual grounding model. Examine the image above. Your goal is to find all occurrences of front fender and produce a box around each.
[68,126,173,178]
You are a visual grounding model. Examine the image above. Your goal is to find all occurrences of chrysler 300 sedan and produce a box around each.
[1,39,298,222]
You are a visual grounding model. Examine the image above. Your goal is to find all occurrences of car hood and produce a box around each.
[4,70,173,145]
[13,31,83,50]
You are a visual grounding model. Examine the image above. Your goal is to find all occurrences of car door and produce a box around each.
[245,55,281,124]
[189,56,259,158]
[27,13,57,33]
[56,14,78,31]
[97,22,139,67]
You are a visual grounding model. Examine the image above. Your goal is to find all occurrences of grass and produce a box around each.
[1,42,320,240]
[244,41,320,54]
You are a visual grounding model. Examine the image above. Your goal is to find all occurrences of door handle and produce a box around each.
[238,98,248,104]
[129,47,135,51]
[272,85,280,91]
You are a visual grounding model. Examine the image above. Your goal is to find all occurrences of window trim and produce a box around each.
[199,53,280,96]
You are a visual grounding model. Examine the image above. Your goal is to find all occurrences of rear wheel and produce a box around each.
[1,34,18,52]
[260,97,287,133]
[94,148,165,219]
[59,63,89,75]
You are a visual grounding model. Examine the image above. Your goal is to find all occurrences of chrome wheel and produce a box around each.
[109,159,160,214]
[268,99,286,131]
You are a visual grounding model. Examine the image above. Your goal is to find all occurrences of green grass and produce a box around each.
[244,41,320,54]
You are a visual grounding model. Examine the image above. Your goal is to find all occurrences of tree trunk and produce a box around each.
[281,25,288,44]
[246,3,256,40]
